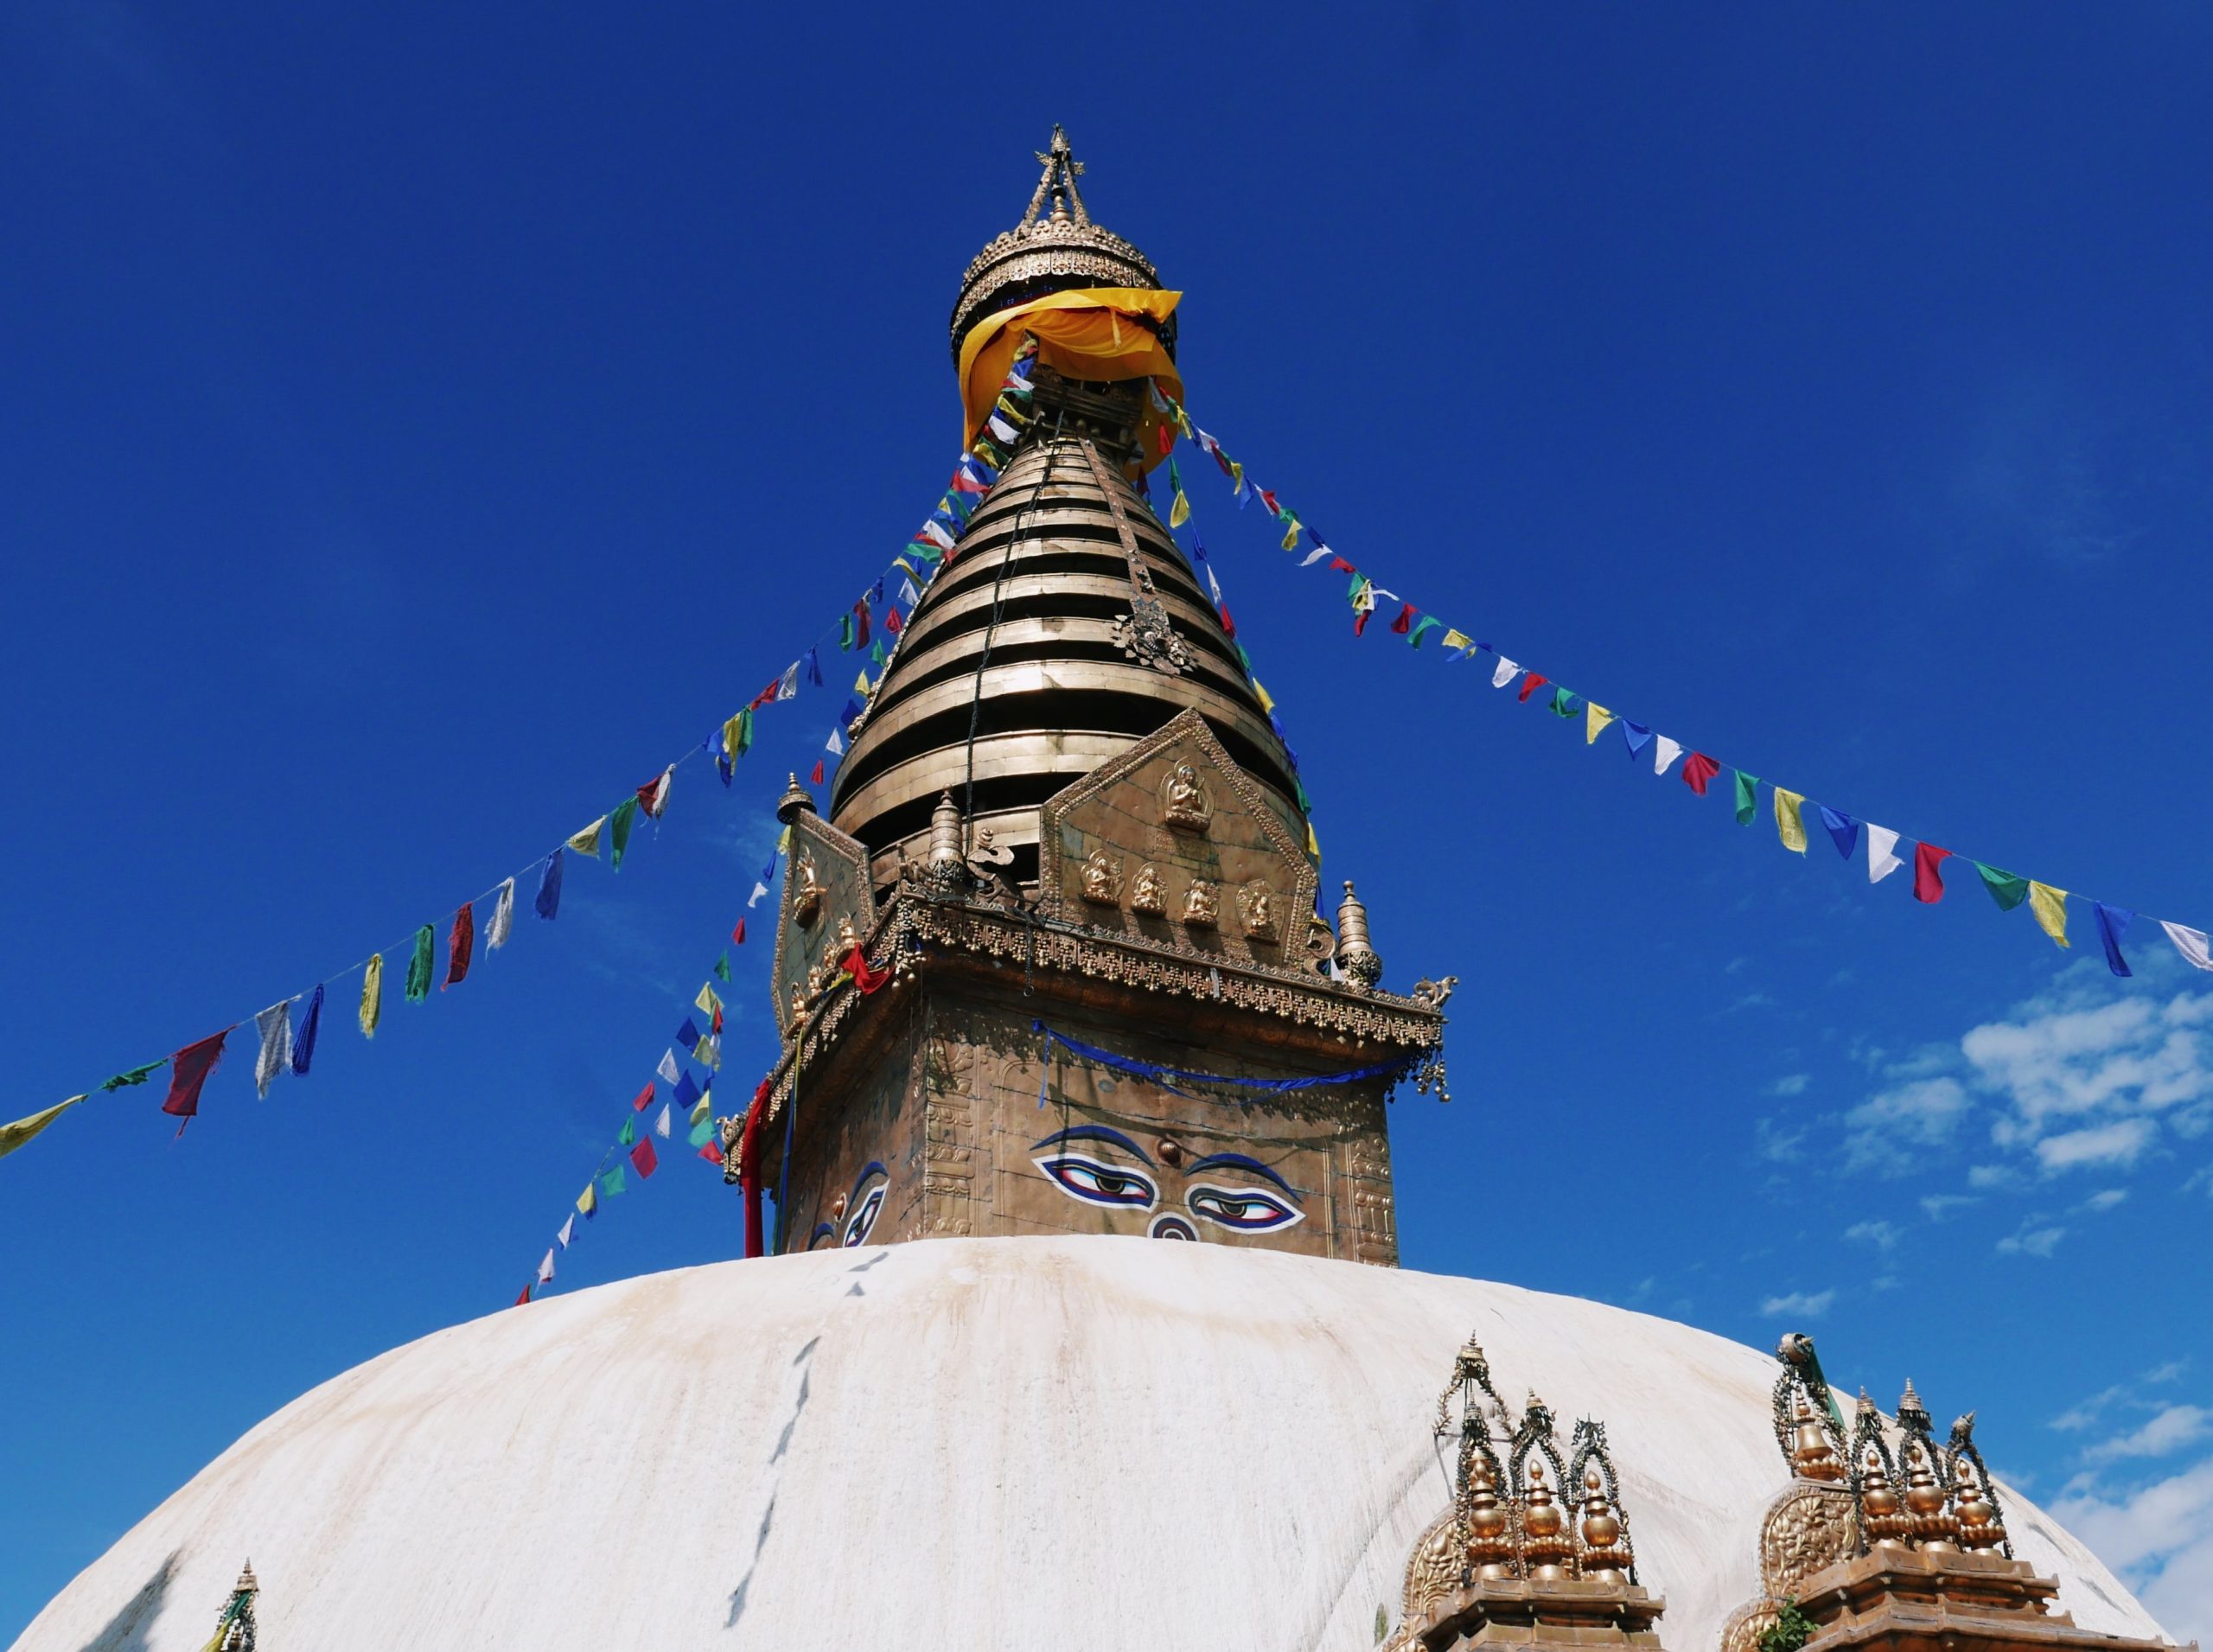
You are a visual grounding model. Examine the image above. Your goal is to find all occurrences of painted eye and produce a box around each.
[808,1221,839,1250]
[1032,1151,1158,1210]
[1186,1182,1305,1234]
[844,1181,887,1247]
[1149,1214,1197,1241]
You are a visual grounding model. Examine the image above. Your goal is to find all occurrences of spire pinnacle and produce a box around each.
[1022,124,1092,229]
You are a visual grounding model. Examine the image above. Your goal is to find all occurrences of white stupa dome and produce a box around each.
[11,1237,2166,1651]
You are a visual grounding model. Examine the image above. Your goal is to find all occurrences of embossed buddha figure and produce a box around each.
[1029,1123,1308,1241]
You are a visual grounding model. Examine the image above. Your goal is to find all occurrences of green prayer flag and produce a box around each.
[405,923,436,1003]
[1549,686,1576,718]
[870,639,886,666]
[609,796,639,870]
[839,614,855,650]
[599,1164,627,1197]
[1732,771,1759,825]
[99,1061,163,1092]
[618,1116,636,1147]
[1407,615,1443,648]
[688,1119,714,1148]
[1974,862,2031,910]
[713,952,731,984]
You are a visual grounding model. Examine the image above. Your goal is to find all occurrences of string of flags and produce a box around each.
[1155,387,2213,983]
[2,445,983,1169]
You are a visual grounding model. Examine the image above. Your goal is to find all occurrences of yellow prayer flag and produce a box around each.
[360,953,384,1038]
[1253,679,1276,715]
[2030,882,2070,948]
[689,1093,711,1128]
[0,1094,86,1161]
[1441,628,1472,653]
[854,670,871,695]
[577,1182,597,1218]
[1585,703,1616,745]
[695,983,723,1018]
[775,825,791,853]
[1304,821,1321,861]
[1774,788,1808,854]
[1229,460,1244,492]
[1169,489,1191,527]
[567,817,604,858]
[1280,520,1300,552]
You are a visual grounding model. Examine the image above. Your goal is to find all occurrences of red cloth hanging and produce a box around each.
[1681,752,1722,795]
[630,1137,658,1179]
[884,607,903,635]
[1518,673,1549,704]
[632,1081,654,1113]
[698,1143,724,1165]
[732,920,746,946]
[738,1077,773,1258]
[749,679,778,711]
[514,1284,532,1306]
[443,902,475,990]
[1389,603,1416,635]
[851,599,871,649]
[811,759,825,785]
[162,1028,232,1121]
[1914,842,1953,903]
[1216,603,1237,638]
[842,946,891,995]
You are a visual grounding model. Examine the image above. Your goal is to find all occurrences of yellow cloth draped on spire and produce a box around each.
[958,288,1184,468]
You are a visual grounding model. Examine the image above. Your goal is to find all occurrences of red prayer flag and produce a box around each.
[1328,557,1356,575]
[1212,446,1236,480]
[852,599,871,649]
[712,1005,724,1035]
[631,1136,658,1178]
[632,1081,654,1113]
[1259,488,1279,515]
[1913,842,1953,903]
[1517,673,1549,704]
[950,470,986,494]
[443,901,475,990]
[1216,603,1237,638]
[1681,752,1722,795]
[1156,422,1175,455]
[843,945,891,995]
[1389,603,1416,635]
[883,607,903,635]
[811,759,825,786]
[514,1284,532,1306]
[749,679,779,711]
[732,920,746,946]
[1353,609,1373,637]
[698,1142,724,1164]
[162,1028,231,1119]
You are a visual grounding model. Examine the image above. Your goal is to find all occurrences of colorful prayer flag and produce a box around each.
[609,797,639,870]
[536,1249,555,1287]
[1549,686,1577,718]
[1517,673,1548,704]
[1912,843,1951,903]
[535,851,564,920]
[695,983,723,1019]
[619,1115,636,1147]
[2029,883,2070,947]
[162,1029,231,1120]
[1818,806,1859,861]
[557,1213,575,1248]
[2095,903,2134,977]
[1585,704,1616,744]
[1974,863,2029,910]
[1619,720,1653,762]
[1408,615,1443,648]
[487,878,515,950]
[2159,921,2213,973]
[567,817,604,858]
[731,920,746,946]
[252,1001,292,1098]
[656,1048,680,1086]
[632,1081,654,1113]
[1653,735,1683,775]
[631,1137,658,1178]
[654,1103,672,1140]
[1733,771,1759,826]
[639,766,674,819]
[1866,825,1904,884]
[1681,752,1720,795]
[0,1096,85,1161]
[291,983,322,1076]
[360,954,384,1037]
[443,902,475,989]
[599,1165,626,1198]
[577,1182,597,1219]
[1491,657,1520,689]
[1774,788,1808,853]
[405,924,436,1003]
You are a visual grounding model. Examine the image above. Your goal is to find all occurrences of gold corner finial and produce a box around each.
[1022,125,1091,229]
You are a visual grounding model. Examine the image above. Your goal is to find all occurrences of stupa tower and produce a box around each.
[735,129,1448,1260]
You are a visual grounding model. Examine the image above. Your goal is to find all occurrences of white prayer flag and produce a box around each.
[826,727,845,754]
[252,1001,293,1099]
[486,877,515,950]
[1299,547,1330,567]
[644,765,673,819]
[749,881,769,908]
[654,1103,672,1139]
[1491,657,1520,689]
[776,661,800,701]
[898,577,922,606]
[556,1214,576,1249]
[1653,735,1684,775]
[537,1248,556,1286]
[655,1049,680,1087]
[1866,825,1904,883]
[920,517,957,550]
[2160,921,2213,973]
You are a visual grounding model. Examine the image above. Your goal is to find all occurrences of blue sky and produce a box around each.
[4,2,2212,1639]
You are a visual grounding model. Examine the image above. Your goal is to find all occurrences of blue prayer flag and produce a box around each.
[806,648,823,687]
[2095,903,2134,978]
[675,1017,700,1052]
[290,983,323,1076]
[1619,720,1654,761]
[1818,805,1860,861]
[534,850,564,921]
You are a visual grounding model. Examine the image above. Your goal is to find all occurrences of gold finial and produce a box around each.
[775,773,817,825]
[1334,879,1382,990]
[1789,1392,1846,1483]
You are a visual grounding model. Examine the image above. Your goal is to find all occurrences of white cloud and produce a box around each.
[1768,1072,1810,1097]
[2036,1118,2159,1173]
[1920,1192,1979,1221]
[1760,1289,1836,1318]
[2080,1188,2130,1213]
[1844,1219,1900,1252]
[2086,1406,2213,1464]
[2050,1456,2213,1643]
[1756,1117,1806,1164]
[1844,1076,1970,1172]
[1996,1223,2067,1258]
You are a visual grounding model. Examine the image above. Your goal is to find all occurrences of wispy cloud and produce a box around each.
[1920,1192,1979,1221]
[1845,1219,1901,1252]
[1760,1288,1836,1319]
[2087,1406,2213,1464]
[1843,1076,1969,1173]
[1768,1072,1811,1097]
[1995,1221,2067,1258]
[2050,1456,2213,1637]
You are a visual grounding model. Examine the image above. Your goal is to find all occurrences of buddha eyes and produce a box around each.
[844,1179,887,1247]
[1033,1152,1158,1210]
[1186,1182,1305,1234]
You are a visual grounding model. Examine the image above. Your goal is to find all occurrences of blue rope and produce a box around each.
[1031,1020,1407,1106]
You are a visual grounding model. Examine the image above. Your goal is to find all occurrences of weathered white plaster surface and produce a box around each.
[13,1236,2166,1650]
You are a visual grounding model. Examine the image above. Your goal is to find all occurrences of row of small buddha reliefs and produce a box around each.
[1080,847,1278,936]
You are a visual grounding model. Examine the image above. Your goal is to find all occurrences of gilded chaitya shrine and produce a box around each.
[722,127,1450,1260]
